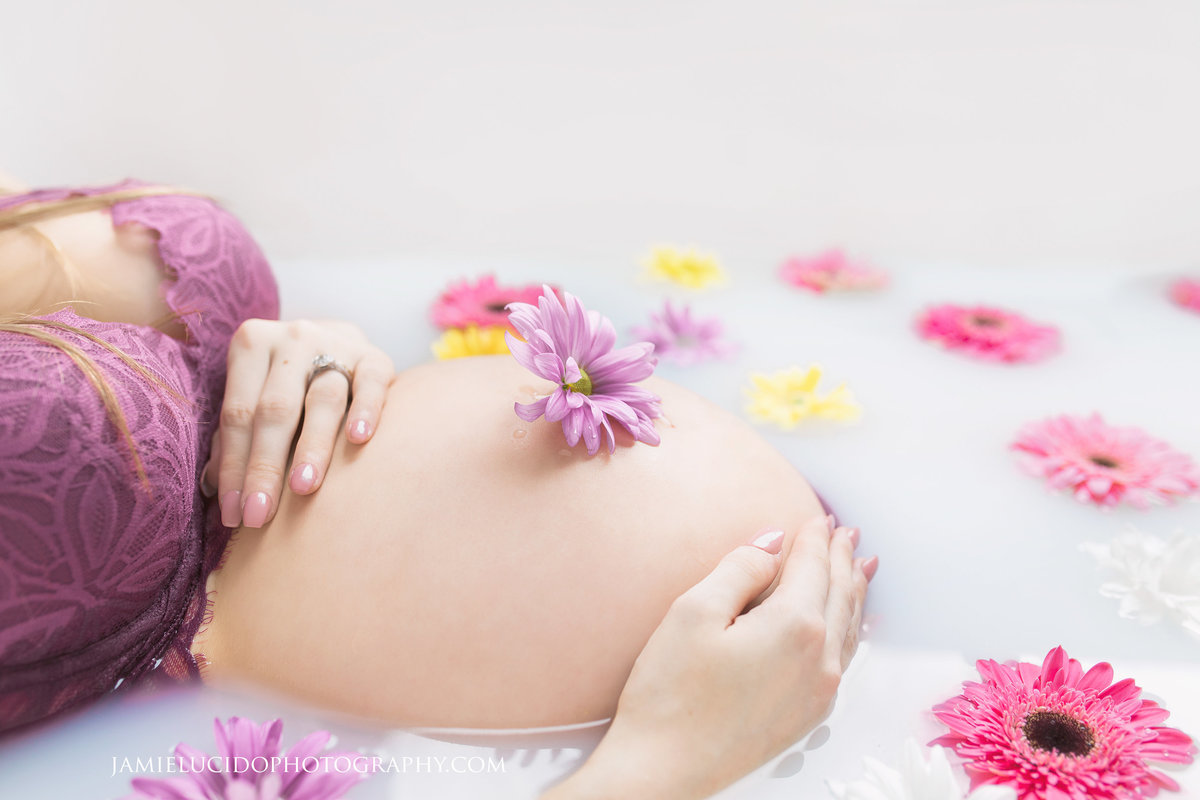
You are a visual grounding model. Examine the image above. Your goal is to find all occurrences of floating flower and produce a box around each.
[630,301,735,365]
[1080,527,1200,640]
[431,325,510,359]
[829,738,1017,800]
[123,716,370,800]
[744,365,860,430]
[642,245,725,289]
[1011,414,1200,510]
[506,287,661,456]
[916,304,1060,364]
[779,249,888,293]
[431,275,553,330]
[1169,278,1200,315]
[932,646,1195,800]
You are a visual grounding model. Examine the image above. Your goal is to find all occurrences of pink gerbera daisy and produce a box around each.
[1012,413,1200,510]
[779,249,888,293]
[123,716,370,800]
[1169,278,1200,315]
[916,304,1060,363]
[431,274,554,330]
[506,287,662,456]
[630,301,735,366]
[932,646,1195,800]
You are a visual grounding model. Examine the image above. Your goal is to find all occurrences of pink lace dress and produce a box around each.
[0,181,279,733]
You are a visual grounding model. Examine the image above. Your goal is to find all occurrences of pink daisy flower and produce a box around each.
[431,274,554,330]
[916,304,1060,364]
[932,646,1195,800]
[1012,413,1200,510]
[1169,278,1200,315]
[779,249,888,293]
[123,716,370,800]
[506,287,662,456]
[630,301,736,366]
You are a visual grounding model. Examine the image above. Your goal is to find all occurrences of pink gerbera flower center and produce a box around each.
[1023,710,1096,757]
[565,365,594,396]
[1089,454,1120,469]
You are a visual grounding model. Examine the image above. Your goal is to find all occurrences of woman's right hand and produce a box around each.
[545,516,876,799]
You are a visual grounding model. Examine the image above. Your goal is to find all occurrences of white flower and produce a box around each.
[827,739,1017,800]
[1080,527,1200,639]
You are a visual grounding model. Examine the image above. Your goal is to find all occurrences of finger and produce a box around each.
[345,351,394,444]
[216,339,272,527]
[840,560,870,670]
[289,368,352,495]
[674,529,785,623]
[763,514,833,618]
[239,356,308,528]
[200,432,222,498]
[822,527,857,648]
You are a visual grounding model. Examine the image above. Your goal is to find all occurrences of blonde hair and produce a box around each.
[0,186,202,486]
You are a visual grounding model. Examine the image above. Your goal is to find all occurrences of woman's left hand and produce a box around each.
[202,318,396,528]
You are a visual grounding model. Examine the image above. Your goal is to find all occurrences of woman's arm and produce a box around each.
[545,517,876,799]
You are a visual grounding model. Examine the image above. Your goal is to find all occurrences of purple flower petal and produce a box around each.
[515,397,549,422]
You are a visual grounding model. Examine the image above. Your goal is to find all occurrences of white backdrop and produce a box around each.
[3,0,1199,268]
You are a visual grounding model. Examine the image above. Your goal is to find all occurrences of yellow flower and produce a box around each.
[431,325,511,360]
[643,245,726,289]
[744,365,860,429]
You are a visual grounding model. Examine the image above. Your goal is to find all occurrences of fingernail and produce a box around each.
[219,491,242,527]
[242,492,272,529]
[290,463,318,494]
[348,419,372,443]
[200,463,216,498]
[863,555,880,581]
[749,528,785,555]
[847,527,860,548]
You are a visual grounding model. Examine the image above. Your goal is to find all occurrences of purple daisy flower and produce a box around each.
[631,300,735,366]
[123,716,370,800]
[506,287,662,456]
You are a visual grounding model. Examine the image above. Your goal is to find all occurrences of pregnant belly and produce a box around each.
[198,356,822,728]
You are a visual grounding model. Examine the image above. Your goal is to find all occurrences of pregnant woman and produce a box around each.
[0,175,875,797]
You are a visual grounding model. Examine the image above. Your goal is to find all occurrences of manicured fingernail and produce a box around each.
[749,528,785,555]
[348,419,372,443]
[290,463,318,494]
[242,492,272,528]
[846,527,860,548]
[219,491,242,527]
[200,462,216,498]
[863,555,880,581]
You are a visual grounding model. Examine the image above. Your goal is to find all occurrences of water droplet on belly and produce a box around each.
[518,385,536,395]
[513,429,527,439]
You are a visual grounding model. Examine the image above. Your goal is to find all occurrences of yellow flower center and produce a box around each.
[565,365,593,395]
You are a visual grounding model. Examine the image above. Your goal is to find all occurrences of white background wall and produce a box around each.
[3,0,1199,268]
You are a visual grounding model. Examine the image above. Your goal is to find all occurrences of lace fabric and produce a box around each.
[0,181,279,733]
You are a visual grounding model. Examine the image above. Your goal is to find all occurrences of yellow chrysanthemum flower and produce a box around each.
[744,365,861,430]
[431,325,510,360]
[643,245,726,289]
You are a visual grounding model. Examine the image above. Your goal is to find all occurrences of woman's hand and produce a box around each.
[545,516,877,800]
[203,318,396,528]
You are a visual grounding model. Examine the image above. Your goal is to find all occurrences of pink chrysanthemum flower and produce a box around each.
[932,646,1195,800]
[123,716,370,800]
[916,304,1060,364]
[431,274,554,330]
[1012,414,1200,510]
[779,249,888,293]
[1169,278,1200,315]
[630,301,735,366]
[506,287,662,456]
